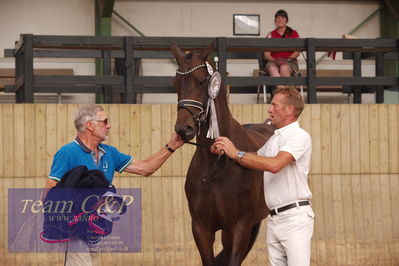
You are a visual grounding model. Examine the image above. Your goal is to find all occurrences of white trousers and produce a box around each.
[65,237,100,266]
[267,205,314,266]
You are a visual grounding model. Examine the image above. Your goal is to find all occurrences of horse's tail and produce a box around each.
[242,221,262,260]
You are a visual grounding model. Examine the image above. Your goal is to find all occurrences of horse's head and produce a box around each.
[171,42,215,141]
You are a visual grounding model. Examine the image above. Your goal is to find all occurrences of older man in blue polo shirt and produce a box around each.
[44,104,183,266]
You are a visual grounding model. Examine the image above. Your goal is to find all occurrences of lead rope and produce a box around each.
[185,141,208,148]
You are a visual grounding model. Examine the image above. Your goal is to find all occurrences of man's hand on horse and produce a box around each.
[211,137,239,159]
[168,132,184,150]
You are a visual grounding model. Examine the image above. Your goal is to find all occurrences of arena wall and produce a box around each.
[0,103,398,265]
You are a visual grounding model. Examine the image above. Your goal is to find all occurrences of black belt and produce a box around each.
[270,200,310,216]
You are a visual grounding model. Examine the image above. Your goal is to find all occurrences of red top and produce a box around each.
[267,28,299,59]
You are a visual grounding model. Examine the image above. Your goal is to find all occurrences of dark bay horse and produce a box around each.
[171,42,275,266]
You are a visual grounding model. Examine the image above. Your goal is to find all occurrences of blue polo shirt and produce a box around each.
[48,137,133,184]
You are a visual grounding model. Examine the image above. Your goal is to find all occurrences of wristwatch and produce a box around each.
[237,151,246,161]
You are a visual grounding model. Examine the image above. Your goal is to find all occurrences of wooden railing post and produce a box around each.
[103,50,112,103]
[353,52,362,103]
[306,38,316,103]
[123,36,134,103]
[375,52,385,103]
[16,34,34,103]
[217,37,227,85]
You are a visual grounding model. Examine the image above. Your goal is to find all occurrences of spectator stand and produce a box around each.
[3,34,398,103]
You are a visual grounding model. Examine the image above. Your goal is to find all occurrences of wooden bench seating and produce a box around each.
[253,68,353,93]
[0,68,74,91]
[299,69,353,92]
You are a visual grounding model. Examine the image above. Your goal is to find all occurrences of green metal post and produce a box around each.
[95,0,114,103]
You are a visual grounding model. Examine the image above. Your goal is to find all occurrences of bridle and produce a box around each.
[176,64,205,75]
[177,99,207,131]
[175,63,211,134]
[175,61,225,183]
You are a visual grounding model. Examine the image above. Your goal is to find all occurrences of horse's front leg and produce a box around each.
[192,219,216,266]
[228,221,253,266]
[214,229,233,266]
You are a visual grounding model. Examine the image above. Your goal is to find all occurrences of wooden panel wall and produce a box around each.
[0,104,398,265]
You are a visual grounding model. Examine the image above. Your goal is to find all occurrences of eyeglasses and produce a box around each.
[92,118,109,125]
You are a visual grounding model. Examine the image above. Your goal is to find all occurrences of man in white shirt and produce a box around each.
[212,87,313,266]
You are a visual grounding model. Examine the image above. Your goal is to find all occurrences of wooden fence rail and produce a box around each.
[3,35,398,103]
[0,104,398,265]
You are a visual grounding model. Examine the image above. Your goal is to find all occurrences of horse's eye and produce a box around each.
[199,77,209,86]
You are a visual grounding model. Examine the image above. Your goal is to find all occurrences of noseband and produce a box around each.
[177,99,206,127]
[176,63,210,132]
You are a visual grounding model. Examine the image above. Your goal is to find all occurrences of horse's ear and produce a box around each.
[200,41,215,61]
[170,43,185,66]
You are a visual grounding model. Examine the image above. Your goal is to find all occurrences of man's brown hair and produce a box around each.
[273,87,304,118]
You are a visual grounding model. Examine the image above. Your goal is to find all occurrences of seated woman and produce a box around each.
[264,10,300,89]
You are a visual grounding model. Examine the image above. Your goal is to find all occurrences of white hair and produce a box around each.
[74,104,104,133]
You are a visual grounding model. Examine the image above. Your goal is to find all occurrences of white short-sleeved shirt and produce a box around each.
[257,121,312,209]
